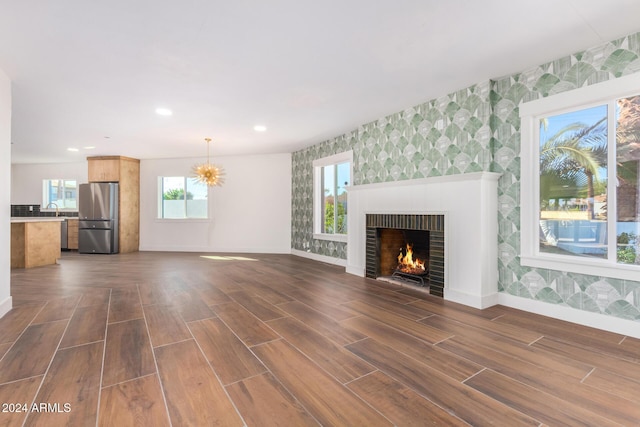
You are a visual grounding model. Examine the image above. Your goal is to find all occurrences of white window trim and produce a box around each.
[519,72,640,281]
[154,218,210,224]
[313,151,353,242]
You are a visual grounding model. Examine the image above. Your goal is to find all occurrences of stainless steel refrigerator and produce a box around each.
[78,182,119,254]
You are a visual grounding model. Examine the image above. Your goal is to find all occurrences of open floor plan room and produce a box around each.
[1,251,639,426]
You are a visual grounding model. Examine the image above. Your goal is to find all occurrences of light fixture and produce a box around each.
[193,137,225,187]
[254,125,267,132]
[155,107,173,116]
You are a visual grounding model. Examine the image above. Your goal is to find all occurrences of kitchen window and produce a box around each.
[158,176,208,219]
[313,151,352,242]
[519,72,640,280]
[42,179,77,210]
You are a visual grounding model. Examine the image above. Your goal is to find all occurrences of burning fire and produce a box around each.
[397,244,426,275]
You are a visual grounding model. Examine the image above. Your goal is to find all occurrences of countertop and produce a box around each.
[11,217,67,223]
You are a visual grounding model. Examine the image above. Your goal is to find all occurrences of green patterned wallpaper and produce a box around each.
[495,33,640,321]
[291,32,640,322]
[292,82,493,258]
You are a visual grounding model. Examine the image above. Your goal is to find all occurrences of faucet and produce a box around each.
[46,202,59,217]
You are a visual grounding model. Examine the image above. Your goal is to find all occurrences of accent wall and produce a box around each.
[291,31,640,325]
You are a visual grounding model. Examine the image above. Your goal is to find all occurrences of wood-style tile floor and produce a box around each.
[1,251,640,426]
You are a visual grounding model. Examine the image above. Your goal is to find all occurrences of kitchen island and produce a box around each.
[11,217,64,268]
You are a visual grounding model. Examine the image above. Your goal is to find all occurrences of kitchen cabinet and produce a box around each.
[88,158,120,182]
[87,156,140,253]
[66,218,79,250]
[11,218,63,268]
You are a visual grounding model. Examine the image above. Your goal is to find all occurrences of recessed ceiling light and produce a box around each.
[155,107,173,116]
[67,148,79,152]
[254,125,267,132]
[84,146,95,150]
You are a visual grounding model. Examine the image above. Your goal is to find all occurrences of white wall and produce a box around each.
[0,68,11,317]
[9,153,292,254]
[11,162,88,205]
[140,153,292,253]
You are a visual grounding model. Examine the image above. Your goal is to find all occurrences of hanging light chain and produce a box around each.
[205,137,211,165]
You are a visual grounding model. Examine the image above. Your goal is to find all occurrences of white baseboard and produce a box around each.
[0,296,12,319]
[498,293,640,339]
[291,249,347,267]
[346,264,365,277]
[445,288,499,309]
[138,245,291,254]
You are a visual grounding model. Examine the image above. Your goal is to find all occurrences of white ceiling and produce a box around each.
[3,0,640,164]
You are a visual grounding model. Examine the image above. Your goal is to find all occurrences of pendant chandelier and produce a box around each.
[193,137,225,186]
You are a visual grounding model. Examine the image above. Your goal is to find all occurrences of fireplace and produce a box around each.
[378,229,430,286]
[366,214,445,297]
[347,172,500,308]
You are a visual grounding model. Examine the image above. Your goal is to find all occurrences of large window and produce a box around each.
[158,177,208,219]
[520,72,640,280]
[313,151,352,241]
[42,179,77,210]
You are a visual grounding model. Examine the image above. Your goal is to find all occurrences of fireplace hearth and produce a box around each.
[366,214,445,297]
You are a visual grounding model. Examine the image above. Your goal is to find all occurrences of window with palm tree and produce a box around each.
[537,95,640,265]
[539,105,608,258]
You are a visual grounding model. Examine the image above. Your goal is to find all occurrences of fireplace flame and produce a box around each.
[397,244,426,274]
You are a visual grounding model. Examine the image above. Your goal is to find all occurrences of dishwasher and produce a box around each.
[61,219,68,250]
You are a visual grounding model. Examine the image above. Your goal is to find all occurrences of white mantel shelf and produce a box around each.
[346,171,502,309]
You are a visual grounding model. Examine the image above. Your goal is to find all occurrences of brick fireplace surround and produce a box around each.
[347,172,501,309]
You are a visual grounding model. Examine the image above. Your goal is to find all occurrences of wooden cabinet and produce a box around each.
[87,156,140,253]
[88,158,120,182]
[117,157,140,254]
[66,218,79,250]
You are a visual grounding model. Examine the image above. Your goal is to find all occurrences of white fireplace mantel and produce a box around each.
[346,172,502,309]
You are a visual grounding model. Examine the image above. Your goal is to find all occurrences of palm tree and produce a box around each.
[540,117,607,219]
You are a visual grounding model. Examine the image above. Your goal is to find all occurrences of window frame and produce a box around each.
[519,72,640,281]
[312,151,353,242]
[42,179,78,211]
[157,176,209,220]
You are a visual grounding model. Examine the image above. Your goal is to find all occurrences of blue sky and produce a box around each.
[540,104,608,143]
